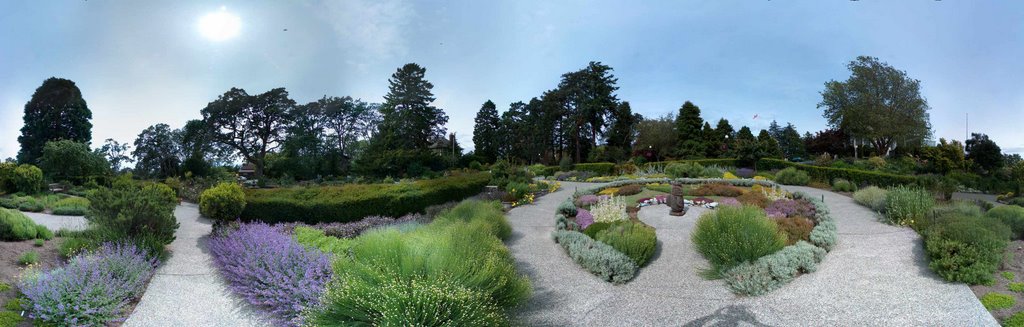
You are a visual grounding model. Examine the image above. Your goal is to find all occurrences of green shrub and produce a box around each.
[593,221,657,267]
[665,162,703,179]
[293,226,356,255]
[243,172,490,224]
[552,230,637,284]
[615,184,643,196]
[583,221,612,239]
[34,238,44,247]
[853,186,887,212]
[692,205,786,278]
[774,216,814,245]
[1004,271,1016,281]
[756,158,918,187]
[1006,311,1024,327]
[4,298,24,311]
[884,186,934,226]
[18,251,38,265]
[774,167,810,186]
[980,292,1015,310]
[924,213,1009,285]
[0,311,23,327]
[987,205,1024,239]
[432,200,511,241]
[556,199,577,217]
[86,182,179,258]
[0,282,9,292]
[35,224,52,240]
[0,208,38,241]
[831,178,857,192]
[724,241,826,296]
[17,198,43,212]
[51,197,90,216]
[59,237,93,258]
[1011,282,1024,293]
[199,182,246,221]
[573,162,615,176]
[12,164,43,194]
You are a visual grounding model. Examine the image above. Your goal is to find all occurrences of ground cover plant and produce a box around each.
[920,206,1009,285]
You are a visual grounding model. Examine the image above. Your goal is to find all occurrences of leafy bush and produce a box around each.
[573,162,616,176]
[774,216,814,245]
[591,196,627,223]
[16,198,43,212]
[987,205,1024,239]
[593,221,657,267]
[724,241,826,296]
[692,205,786,278]
[243,172,490,224]
[575,208,594,229]
[18,251,39,265]
[615,184,643,196]
[432,200,512,241]
[756,158,919,187]
[923,213,1009,285]
[51,197,90,216]
[557,199,578,217]
[699,165,726,178]
[19,243,158,326]
[831,178,857,192]
[12,164,43,194]
[86,182,179,258]
[884,185,934,226]
[691,183,743,197]
[980,292,1015,310]
[0,208,47,241]
[737,191,771,208]
[665,162,703,178]
[774,167,810,186]
[207,223,332,326]
[552,230,637,284]
[199,182,247,221]
[853,186,887,212]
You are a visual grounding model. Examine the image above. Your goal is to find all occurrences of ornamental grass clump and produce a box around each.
[51,197,89,216]
[692,205,786,278]
[591,196,627,223]
[593,221,657,267]
[987,205,1024,239]
[18,243,158,326]
[0,208,44,241]
[831,178,857,192]
[207,222,333,326]
[853,186,888,212]
[884,185,934,226]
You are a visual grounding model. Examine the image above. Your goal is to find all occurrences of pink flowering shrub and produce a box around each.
[717,197,741,207]
[764,199,816,218]
[576,195,600,207]
[575,209,594,229]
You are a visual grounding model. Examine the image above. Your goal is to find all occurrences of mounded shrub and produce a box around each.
[724,241,826,296]
[593,221,657,267]
[764,199,816,219]
[665,162,703,179]
[756,158,918,187]
[987,205,1024,239]
[199,182,247,221]
[774,216,814,245]
[615,184,642,196]
[692,205,786,278]
[831,178,857,192]
[575,209,594,229]
[737,191,771,208]
[552,230,637,284]
[51,197,90,216]
[573,162,616,176]
[590,196,627,223]
[923,213,1009,285]
[557,199,578,217]
[884,185,934,226]
[0,208,39,241]
[692,183,744,197]
[86,182,180,259]
[12,164,43,194]
[853,186,887,212]
[774,167,810,186]
[242,172,490,224]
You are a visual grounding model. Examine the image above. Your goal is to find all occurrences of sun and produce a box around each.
[198,7,241,41]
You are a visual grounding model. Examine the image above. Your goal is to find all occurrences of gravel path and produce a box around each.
[124,203,269,327]
[21,211,87,231]
[508,182,997,326]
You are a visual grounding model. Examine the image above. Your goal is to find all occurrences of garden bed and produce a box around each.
[971,240,1024,324]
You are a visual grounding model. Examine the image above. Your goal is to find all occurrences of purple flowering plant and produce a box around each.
[207,222,333,326]
[764,199,816,219]
[18,242,158,326]
[575,208,594,229]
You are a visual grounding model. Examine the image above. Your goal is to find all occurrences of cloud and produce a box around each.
[309,0,413,61]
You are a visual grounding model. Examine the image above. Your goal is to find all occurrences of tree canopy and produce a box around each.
[39,140,110,184]
[965,133,1003,174]
[674,101,705,158]
[472,100,501,163]
[819,56,932,156]
[18,77,93,164]
[133,123,181,178]
[201,87,295,179]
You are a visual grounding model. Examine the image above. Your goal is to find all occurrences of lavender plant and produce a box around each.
[207,222,333,326]
[764,199,816,219]
[276,214,424,239]
[18,242,158,326]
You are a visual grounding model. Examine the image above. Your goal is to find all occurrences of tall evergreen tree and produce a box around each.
[605,101,641,162]
[733,126,758,166]
[472,100,501,163]
[702,122,717,158]
[557,62,619,163]
[714,118,735,158]
[18,77,93,164]
[768,120,783,141]
[376,63,449,150]
[780,123,808,160]
[674,101,705,158]
[499,101,530,161]
[757,129,784,159]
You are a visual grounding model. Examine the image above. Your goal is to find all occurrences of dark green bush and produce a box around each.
[831,178,857,192]
[665,162,703,178]
[557,199,577,217]
[552,230,637,284]
[987,205,1024,239]
[87,182,179,258]
[923,213,1009,285]
[572,163,616,176]
[593,221,657,267]
[774,167,810,186]
[199,182,246,221]
[692,205,786,278]
[756,158,918,187]
[0,208,39,241]
[17,199,43,212]
[242,172,490,224]
[582,221,612,238]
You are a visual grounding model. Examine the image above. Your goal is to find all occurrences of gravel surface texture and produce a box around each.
[21,211,87,231]
[124,203,269,327]
[509,182,997,326]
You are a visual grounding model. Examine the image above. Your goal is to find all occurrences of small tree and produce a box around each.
[921,138,967,174]
[39,140,110,184]
[965,133,1003,174]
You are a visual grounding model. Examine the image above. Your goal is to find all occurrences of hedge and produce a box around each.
[644,159,739,169]
[573,163,616,176]
[242,172,490,224]
[755,158,918,187]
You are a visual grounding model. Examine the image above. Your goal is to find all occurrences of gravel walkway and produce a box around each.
[124,203,269,327]
[508,182,997,326]
[21,211,87,231]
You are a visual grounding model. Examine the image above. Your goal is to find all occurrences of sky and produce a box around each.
[1,0,1022,160]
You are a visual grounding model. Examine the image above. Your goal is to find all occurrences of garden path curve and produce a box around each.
[124,203,269,327]
[508,182,997,326]
[21,211,87,232]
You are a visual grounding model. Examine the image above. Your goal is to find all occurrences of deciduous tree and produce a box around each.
[201,87,295,179]
[18,77,93,164]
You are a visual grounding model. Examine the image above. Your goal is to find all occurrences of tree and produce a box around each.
[713,119,735,158]
[805,128,852,158]
[921,138,967,174]
[133,124,181,178]
[202,87,295,179]
[318,96,380,162]
[733,126,758,166]
[18,77,93,164]
[557,62,619,163]
[634,114,676,162]
[97,138,132,172]
[39,140,110,184]
[604,101,642,162]
[499,101,530,162]
[818,56,932,156]
[276,101,330,179]
[472,100,501,163]
[779,123,807,160]
[674,101,705,158]
[965,133,1003,174]
[176,119,234,176]
[758,129,784,159]
[768,120,783,142]
[701,122,717,158]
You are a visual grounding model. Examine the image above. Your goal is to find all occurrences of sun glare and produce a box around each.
[198,7,241,41]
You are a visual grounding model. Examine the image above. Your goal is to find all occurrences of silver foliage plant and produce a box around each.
[552,230,637,284]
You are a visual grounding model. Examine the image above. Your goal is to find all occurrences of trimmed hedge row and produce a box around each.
[573,163,616,176]
[755,158,918,187]
[644,159,739,168]
[241,172,490,224]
